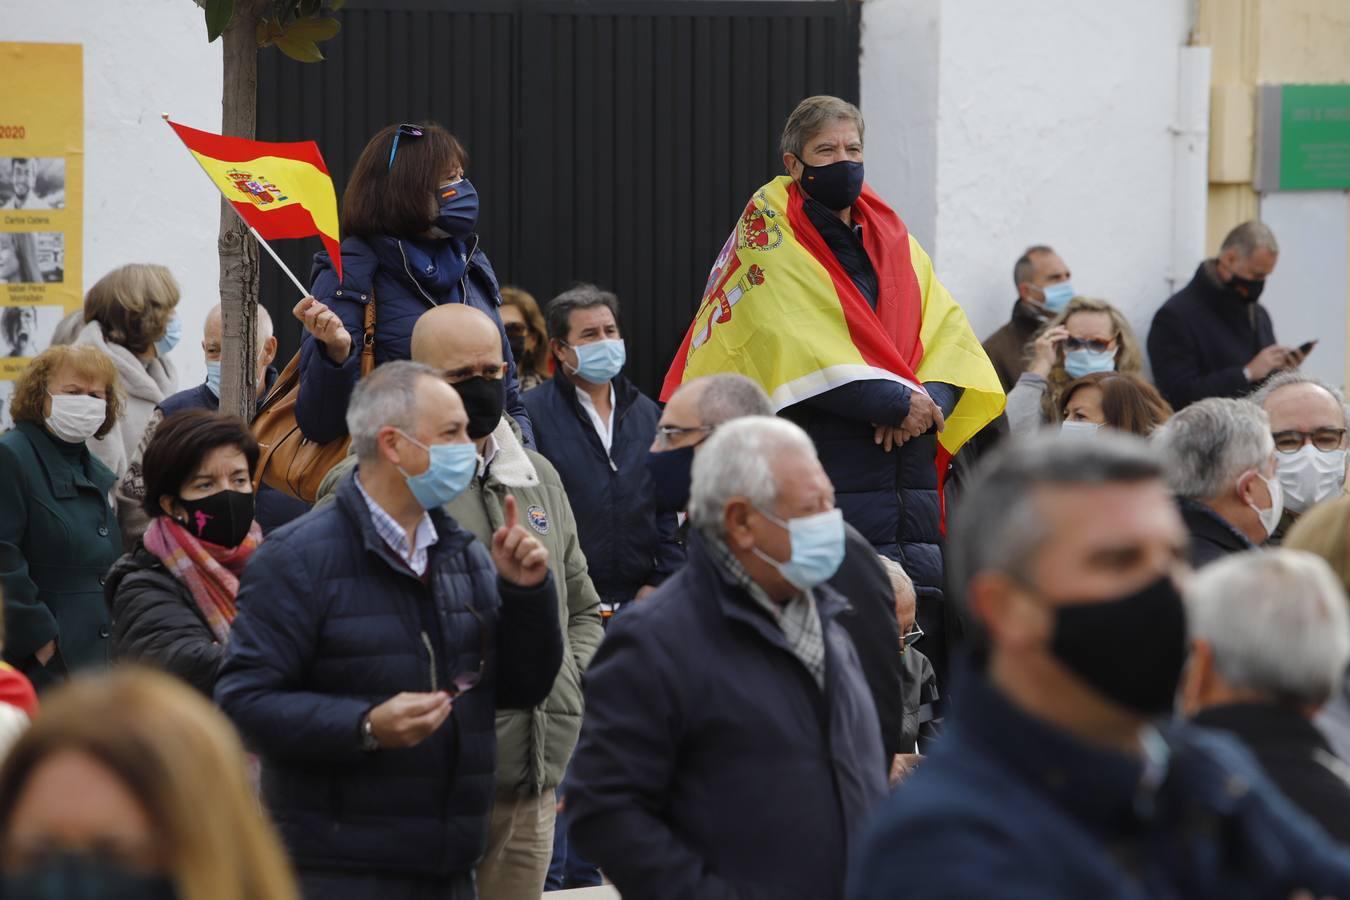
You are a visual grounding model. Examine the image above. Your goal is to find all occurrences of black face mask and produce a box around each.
[452,376,506,440]
[507,333,528,365]
[645,445,696,514]
[1048,573,1188,716]
[1225,273,1266,304]
[1,852,178,900]
[177,489,255,549]
[795,156,865,211]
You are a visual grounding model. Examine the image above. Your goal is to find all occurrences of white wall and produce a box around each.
[1,0,222,387]
[861,0,1195,352]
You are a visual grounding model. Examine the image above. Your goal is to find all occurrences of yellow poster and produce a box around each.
[0,42,81,427]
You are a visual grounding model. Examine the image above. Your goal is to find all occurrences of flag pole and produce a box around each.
[161,113,310,299]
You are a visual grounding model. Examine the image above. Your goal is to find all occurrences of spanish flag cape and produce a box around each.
[661,175,1004,470]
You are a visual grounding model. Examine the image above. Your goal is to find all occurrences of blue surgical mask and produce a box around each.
[155,315,182,357]
[435,179,480,238]
[751,506,846,591]
[204,360,221,398]
[568,339,626,384]
[1041,281,1075,313]
[1,851,178,900]
[1063,347,1116,379]
[395,431,479,510]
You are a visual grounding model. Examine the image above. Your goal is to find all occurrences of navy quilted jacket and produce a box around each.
[214,471,562,878]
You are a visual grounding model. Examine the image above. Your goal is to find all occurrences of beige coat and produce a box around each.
[73,321,177,480]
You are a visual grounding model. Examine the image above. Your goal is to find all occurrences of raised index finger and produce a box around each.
[502,494,518,531]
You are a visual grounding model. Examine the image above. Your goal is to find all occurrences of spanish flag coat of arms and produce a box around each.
[662,176,1004,462]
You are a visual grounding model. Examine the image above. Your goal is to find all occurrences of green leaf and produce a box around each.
[205,0,234,42]
[283,15,342,43]
[274,32,325,62]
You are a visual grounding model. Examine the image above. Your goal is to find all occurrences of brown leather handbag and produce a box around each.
[251,298,376,503]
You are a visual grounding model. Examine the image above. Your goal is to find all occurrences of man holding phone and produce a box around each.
[1148,220,1308,410]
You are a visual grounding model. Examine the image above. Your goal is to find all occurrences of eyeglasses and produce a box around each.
[1063,337,1114,353]
[388,123,425,171]
[1273,428,1347,454]
[900,622,924,652]
[655,423,715,448]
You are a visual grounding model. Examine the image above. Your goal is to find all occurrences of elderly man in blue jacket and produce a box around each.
[523,284,684,620]
[850,432,1350,900]
[567,416,886,900]
[215,361,562,900]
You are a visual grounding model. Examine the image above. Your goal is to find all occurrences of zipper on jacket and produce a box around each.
[398,240,440,308]
[420,630,439,692]
[457,234,481,301]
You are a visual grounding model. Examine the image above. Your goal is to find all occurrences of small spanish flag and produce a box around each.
[166,119,342,282]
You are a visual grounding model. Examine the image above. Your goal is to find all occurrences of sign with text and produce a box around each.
[0,42,82,428]
[1258,84,1350,192]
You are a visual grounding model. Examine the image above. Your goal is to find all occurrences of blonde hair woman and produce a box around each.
[0,668,298,900]
[73,263,181,479]
[1005,296,1145,437]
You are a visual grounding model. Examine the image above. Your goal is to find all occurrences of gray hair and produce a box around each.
[949,431,1163,606]
[878,556,915,600]
[1013,245,1056,288]
[1220,220,1279,257]
[346,360,440,460]
[696,374,775,426]
[780,95,865,159]
[545,283,620,342]
[1188,549,1350,706]
[1155,398,1274,499]
[688,416,817,535]
[1251,369,1350,429]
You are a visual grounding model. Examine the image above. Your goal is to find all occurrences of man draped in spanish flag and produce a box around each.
[662,96,1004,683]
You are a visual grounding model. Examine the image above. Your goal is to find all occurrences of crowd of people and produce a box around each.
[2,93,1350,899]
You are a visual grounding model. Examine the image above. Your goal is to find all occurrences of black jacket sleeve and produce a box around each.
[1148,305,1251,408]
[493,572,563,709]
[110,569,225,696]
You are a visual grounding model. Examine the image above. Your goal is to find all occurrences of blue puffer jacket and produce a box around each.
[296,235,533,447]
[523,375,684,607]
[214,472,562,878]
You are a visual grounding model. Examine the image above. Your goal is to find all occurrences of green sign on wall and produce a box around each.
[1257,84,1350,192]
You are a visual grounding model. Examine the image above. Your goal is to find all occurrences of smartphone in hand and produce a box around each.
[1298,340,1317,357]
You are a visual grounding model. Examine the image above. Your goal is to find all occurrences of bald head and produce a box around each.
[411,304,505,378]
[655,374,775,452]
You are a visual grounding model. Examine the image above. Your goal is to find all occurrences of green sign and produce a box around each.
[1258,84,1350,192]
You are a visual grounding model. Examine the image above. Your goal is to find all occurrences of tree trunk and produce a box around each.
[217,0,268,421]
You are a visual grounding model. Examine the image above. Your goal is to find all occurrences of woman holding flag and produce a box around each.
[291,122,533,448]
[661,96,1004,689]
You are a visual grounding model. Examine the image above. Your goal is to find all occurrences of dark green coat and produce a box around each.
[0,422,122,691]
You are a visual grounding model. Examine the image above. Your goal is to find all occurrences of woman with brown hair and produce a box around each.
[1006,296,1146,436]
[106,411,262,696]
[1057,371,1173,437]
[0,667,298,899]
[73,263,181,478]
[292,121,534,449]
[0,345,123,692]
[499,285,550,390]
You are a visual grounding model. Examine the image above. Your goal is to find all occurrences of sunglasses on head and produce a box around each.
[388,123,425,171]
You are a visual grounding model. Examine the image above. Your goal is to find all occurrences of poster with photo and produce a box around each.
[0,42,82,422]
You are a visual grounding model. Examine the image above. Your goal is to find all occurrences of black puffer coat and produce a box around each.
[105,543,224,696]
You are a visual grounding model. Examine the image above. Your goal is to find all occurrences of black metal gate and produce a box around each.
[257,0,859,396]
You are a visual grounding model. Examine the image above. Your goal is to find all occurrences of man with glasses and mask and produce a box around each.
[1253,370,1349,542]
[1149,220,1307,410]
[568,416,886,900]
[216,361,563,900]
[316,305,604,900]
[650,373,907,777]
[1155,397,1282,567]
[851,432,1350,900]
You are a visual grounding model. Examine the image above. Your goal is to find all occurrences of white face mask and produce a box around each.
[46,393,107,443]
[1276,444,1348,514]
[1060,419,1102,438]
[1249,470,1285,541]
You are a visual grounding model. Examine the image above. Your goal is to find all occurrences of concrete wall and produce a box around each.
[861,0,1194,353]
[0,0,221,387]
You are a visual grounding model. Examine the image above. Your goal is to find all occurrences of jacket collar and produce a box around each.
[1193,702,1332,754]
[949,659,1157,828]
[1010,298,1049,334]
[1177,496,1254,554]
[551,370,640,420]
[333,467,473,576]
[14,421,116,499]
[314,235,496,299]
[75,321,175,403]
[481,417,539,489]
